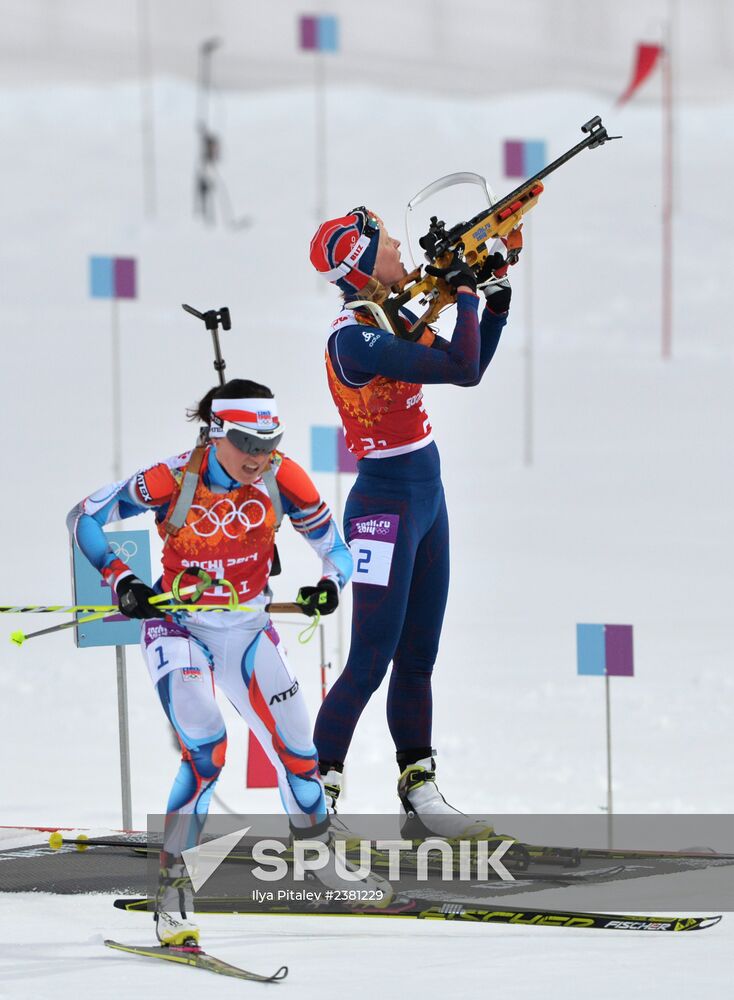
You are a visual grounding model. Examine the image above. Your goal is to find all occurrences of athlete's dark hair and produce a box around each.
[187,379,274,424]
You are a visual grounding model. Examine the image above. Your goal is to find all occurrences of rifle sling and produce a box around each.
[163,444,207,537]
[261,467,283,529]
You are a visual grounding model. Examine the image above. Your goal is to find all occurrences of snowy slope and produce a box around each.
[0,891,730,1000]
[0,20,732,999]
[0,81,731,830]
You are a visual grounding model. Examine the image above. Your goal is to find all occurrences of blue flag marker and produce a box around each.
[577,623,607,675]
[90,256,115,298]
[311,426,338,472]
[504,140,547,179]
[316,14,339,52]
[89,256,137,299]
[299,14,339,53]
[577,623,635,677]
[311,426,357,473]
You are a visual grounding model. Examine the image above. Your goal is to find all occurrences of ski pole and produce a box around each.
[9,598,308,646]
[48,832,150,851]
[3,600,305,617]
[1,601,246,617]
[7,566,231,645]
[8,584,203,647]
[2,605,115,615]
[2,566,223,620]
[267,603,304,615]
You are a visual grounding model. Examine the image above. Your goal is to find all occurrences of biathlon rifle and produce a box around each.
[182,302,231,386]
[381,116,620,339]
[181,301,284,577]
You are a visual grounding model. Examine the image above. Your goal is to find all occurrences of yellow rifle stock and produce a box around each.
[385,116,620,339]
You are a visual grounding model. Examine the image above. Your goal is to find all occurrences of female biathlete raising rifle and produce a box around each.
[309,208,517,839]
[68,379,388,946]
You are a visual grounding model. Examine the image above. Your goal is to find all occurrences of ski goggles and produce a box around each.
[209,398,284,455]
[222,423,283,455]
[350,206,381,241]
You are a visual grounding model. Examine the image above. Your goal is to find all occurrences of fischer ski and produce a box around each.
[112,896,721,932]
[104,939,288,982]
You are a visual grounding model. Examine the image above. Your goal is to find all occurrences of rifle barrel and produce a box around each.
[477,119,616,225]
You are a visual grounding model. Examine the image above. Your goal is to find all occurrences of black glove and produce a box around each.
[296,578,339,617]
[473,250,512,313]
[116,575,165,620]
[475,251,508,284]
[482,276,512,314]
[425,255,477,293]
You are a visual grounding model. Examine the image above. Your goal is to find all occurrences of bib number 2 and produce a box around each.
[348,514,399,587]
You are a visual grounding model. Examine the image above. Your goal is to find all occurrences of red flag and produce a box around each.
[617,43,664,105]
[246,730,277,788]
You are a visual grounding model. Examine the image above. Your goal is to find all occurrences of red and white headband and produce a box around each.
[209,397,282,439]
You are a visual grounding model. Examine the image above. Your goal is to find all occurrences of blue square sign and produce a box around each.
[71,530,152,648]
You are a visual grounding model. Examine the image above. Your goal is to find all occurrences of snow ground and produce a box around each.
[0,892,729,1000]
[0,35,732,1000]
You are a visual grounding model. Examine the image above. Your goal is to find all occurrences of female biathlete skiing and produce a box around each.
[309,208,518,839]
[68,378,388,946]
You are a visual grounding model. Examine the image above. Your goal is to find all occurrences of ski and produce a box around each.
[112,896,721,932]
[50,831,733,882]
[53,832,562,874]
[104,939,288,982]
[49,832,734,868]
[483,843,734,868]
[512,863,624,883]
[186,847,618,882]
[578,846,734,862]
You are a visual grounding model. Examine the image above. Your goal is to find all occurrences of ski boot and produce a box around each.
[321,764,343,815]
[318,761,362,849]
[397,754,520,854]
[297,819,395,909]
[155,853,200,948]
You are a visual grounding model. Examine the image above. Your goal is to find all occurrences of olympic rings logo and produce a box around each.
[111,540,139,561]
[188,499,267,539]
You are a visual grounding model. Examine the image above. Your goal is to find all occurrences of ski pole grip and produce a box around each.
[266,602,306,615]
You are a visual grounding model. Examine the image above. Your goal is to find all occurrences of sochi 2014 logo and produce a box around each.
[354,518,392,537]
